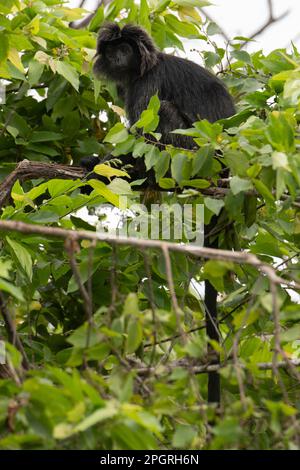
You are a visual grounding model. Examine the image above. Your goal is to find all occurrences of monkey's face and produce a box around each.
[93,40,140,80]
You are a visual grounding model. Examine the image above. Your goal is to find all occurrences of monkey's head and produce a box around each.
[93,23,158,81]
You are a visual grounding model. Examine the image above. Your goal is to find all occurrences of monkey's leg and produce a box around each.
[157,101,194,149]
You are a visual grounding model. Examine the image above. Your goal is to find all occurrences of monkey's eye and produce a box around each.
[119,44,131,54]
[105,45,115,57]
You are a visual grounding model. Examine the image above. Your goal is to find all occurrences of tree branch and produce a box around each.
[0,160,85,208]
[134,358,300,376]
[242,0,289,46]
[0,219,299,292]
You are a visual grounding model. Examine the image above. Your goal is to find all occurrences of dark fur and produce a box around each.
[82,23,236,405]
[93,22,234,147]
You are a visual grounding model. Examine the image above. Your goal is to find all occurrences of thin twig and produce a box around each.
[65,237,94,350]
[241,0,289,47]
[162,245,186,343]
[0,292,30,369]
[142,249,158,365]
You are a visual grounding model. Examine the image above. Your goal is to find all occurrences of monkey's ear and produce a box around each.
[138,41,158,76]
[122,24,158,76]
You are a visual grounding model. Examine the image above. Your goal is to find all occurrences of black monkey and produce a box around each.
[92,22,234,145]
[82,22,235,404]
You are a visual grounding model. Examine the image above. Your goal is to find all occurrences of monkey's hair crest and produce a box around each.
[97,22,158,76]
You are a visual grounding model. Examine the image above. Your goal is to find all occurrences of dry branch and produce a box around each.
[0,160,85,208]
[1,160,298,213]
[0,219,299,292]
[135,358,300,376]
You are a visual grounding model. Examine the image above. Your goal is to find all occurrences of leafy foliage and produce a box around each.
[0,0,300,450]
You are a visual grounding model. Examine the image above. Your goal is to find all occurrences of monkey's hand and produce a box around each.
[80,154,135,194]
[80,153,155,194]
[80,156,101,173]
[80,155,106,194]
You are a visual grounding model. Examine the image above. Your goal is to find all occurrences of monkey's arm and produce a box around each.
[127,77,195,148]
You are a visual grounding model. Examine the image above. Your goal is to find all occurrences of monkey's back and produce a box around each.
[127,53,235,125]
[158,54,234,122]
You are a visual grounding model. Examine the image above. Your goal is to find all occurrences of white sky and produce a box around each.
[68,0,300,53]
[206,0,300,52]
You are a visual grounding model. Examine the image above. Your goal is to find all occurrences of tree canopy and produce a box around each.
[0,0,300,450]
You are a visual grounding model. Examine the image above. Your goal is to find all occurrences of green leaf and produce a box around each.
[104,123,128,144]
[30,131,63,142]
[230,176,253,195]
[244,195,257,227]
[47,180,80,198]
[0,34,9,61]
[265,111,295,153]
[280,325,300,343]
[6,237,33,281]
[135,95,160,132]
[224,150,249,176]
[123,293,140,316]
[203,260,233,292]
[111,135,135,156]
[56,61,79,91]
[154,151,170,180]
[145,145,160,171]
[172,425,197,448]
[204,197,224,215]
[253,179,275,204]
[272,151,289,170]
[231,50,252,64]
[126,318,143,353]
[94,164,129,179]
[171,153,191,185]
[108,178,132,195]
[182,179,210,189]
[89,6,104,31]
[159,177,175,189]
[28,60,44,86]
[165,14,199,37]
[207,21,222,36]
[0,278,24,301]
[139,0,151,31]
[88,180,120,207]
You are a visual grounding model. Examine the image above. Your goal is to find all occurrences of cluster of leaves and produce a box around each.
[0,0,300,450]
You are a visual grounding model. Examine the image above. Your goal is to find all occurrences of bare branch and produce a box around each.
[242,0,289,46]
[0,160,85,208]
[65,237,93,329]
[0,219,299,290]
[162,245,186,343]
[135,358,300,376]
[70,0,111,30]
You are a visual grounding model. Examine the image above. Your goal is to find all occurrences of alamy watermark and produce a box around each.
[0,81,6,105]
[94,196,204,246]
[0,341,5,365]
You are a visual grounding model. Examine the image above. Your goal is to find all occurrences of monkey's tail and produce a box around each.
[204,220,220,405]
[204,279,220,403]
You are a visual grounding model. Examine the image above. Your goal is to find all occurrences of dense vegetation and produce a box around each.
[0,0,300,450]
